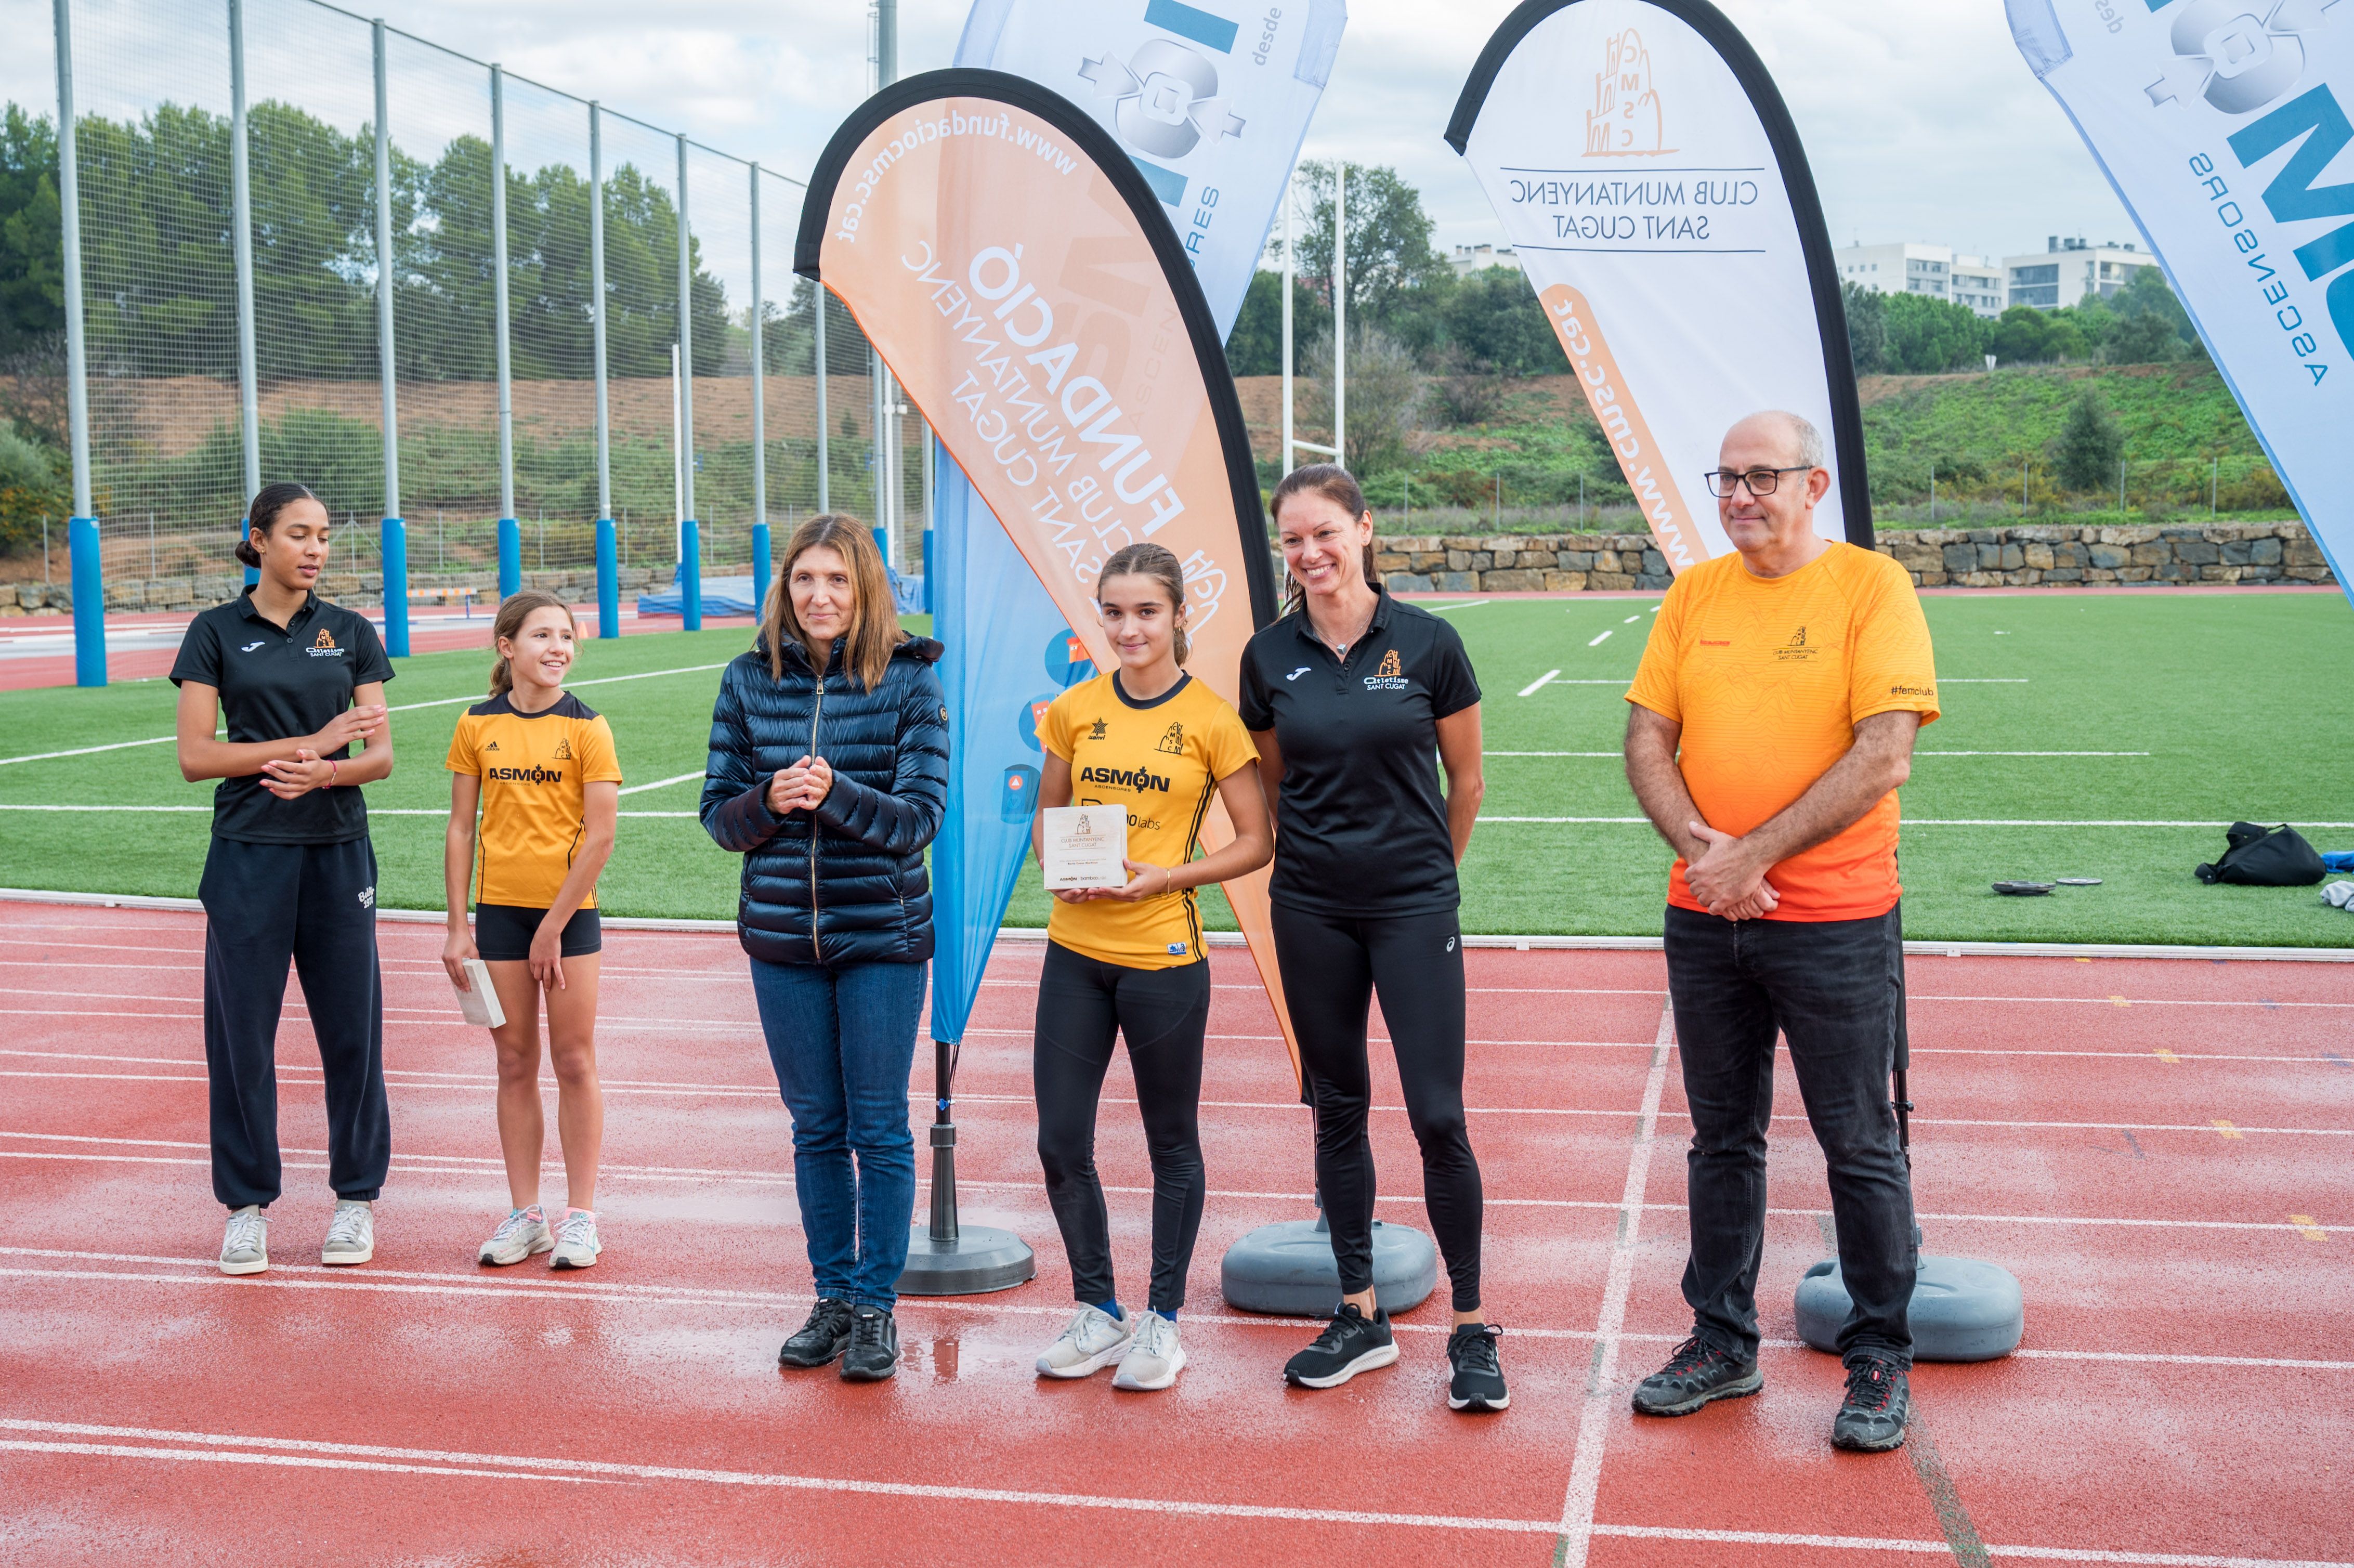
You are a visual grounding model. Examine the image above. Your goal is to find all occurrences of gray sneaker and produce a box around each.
[321,1199,374,1265]
[550,1209,601,1270]
[1111,1311,1186,1391]
[219,1205,268,1276]
[478,1206,552,1266]
[1831,1355,1910,1452]
[1035,1303,1133,1378]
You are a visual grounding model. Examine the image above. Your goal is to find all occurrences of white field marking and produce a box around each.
[1488,750,1620,756]
[1518,669,1562,696]
[1426,600,1492,613]
[1623,615,1640,623]
[0,804,707,819]
[1558,1002,1676,1568]
[1479,750,2150,757]
[0,1439,620,1486]
[0,1419,1571,1536]
[1940,678,2032,683]
[1474,816,2354,829]
[1585,1524,2352,1567]
[0,662,730,768]
[1587,629,1614,646]
[616,770,703,796]
[1507,677,1631,685]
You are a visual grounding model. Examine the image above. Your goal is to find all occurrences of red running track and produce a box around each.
[0,903,2347,1566]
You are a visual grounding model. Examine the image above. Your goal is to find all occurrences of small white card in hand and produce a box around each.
[454,958,505,1028]
[1043,806,1128,891]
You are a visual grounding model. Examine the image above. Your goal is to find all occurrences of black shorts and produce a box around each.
[474,903,602,961]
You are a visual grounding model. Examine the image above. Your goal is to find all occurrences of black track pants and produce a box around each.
[199,836,390,1210]
[1032,941,1210,1314]
[1271,903,1483,1312]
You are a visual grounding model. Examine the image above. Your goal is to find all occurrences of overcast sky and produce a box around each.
[9,0,2138,268]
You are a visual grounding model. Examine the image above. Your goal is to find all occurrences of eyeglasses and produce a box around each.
[1702,465,1814,499]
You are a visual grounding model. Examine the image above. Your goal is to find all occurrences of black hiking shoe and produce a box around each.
[1831,1355,1910,1452]
[1630,1336,1763,1416]
[778,1297,856,1369]
[1283,1303,1399,1389]
[839,1304,900,1382]
[1446,1323,1509,1413]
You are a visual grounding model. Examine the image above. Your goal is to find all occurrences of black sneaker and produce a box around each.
[1446,1323,1509,1413]
[1283,1303,1399,1389]
[1630,1336,1763,1416]
[839,1304,900,1382]
[1831,1355,1909,1452]
[778,1297,856,1369]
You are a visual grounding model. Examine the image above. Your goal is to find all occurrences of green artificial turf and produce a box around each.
[4,595,2351,947]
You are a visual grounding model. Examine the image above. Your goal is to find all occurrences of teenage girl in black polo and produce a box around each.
[1237,464,1506,1413]
[171,481,394,1277]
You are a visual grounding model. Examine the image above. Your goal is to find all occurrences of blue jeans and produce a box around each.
[749,957,927,1310]
[1663,903,1916,1367]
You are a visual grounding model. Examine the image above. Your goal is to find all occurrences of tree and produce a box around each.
[2053,386,2123,491]
[1223,267,1329,377]
[1441,266,1563,376]
[1986,304,2087,365]
[0,107,63,359]
[1285,161,1449,327]
[1881,292,1985,374]
[1301,322,1423,474]
[1842,282,1887,376]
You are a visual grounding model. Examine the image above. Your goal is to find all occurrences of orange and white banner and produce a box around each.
[1447,0,1875,562]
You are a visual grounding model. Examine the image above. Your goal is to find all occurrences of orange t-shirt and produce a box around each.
[1625,542,1939,922]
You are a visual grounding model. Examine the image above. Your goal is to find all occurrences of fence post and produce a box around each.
[373,19,408,657]
[1281,174,1293,474]
[230,0,261,588]
[492,63,519,602]
[815,276,829,512]
[750,161,770,608]
[55,0,102,686]
[591,102,617,637]
[675,134,700,631]
[1333,163,1346,469]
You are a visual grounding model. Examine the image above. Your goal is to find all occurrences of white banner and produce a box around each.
[1446,0,1869,568]
[957,0,1346,336]
[2010,0,2352,600]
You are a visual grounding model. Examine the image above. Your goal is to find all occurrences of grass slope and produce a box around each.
[2,596,2350,947]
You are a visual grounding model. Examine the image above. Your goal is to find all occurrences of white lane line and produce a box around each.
[1557,1001,1676,1568]
[1587,629,1613,646]
[1518,669,1562,696]
[0,1418,1565,1536]
[0,1438,619,1485]
[0,663,730,769]
[617,770,704,796]
[1476,817,2354,829]
[1586,1524,2350,1566]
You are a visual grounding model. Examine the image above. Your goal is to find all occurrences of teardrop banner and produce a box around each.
[795,69,1290,1072]
[1445,0,1872,566]
[2007,0,2352,608]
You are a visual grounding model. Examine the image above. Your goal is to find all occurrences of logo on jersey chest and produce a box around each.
[487,765,566,786]
[1773,624,1817,663]
[306,626,344,658]
[1363,647,1409,691]
[1078,763,1171,795]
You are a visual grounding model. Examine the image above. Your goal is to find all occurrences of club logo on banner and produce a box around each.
[2008,0,2351,602]
[1448,0,1873,567]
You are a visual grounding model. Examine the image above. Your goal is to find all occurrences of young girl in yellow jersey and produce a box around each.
[440,591,623,1271]
[1028,543,1272,1391]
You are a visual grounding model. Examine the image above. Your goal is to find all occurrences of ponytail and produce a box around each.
[488,590,577,697]
[1097,542,1192,665]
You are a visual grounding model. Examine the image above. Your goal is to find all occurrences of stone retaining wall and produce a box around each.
[1376,522,2332,594]
[2,567,671,616]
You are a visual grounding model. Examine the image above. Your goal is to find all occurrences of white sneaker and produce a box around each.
[550,1209,601,1270]
[479,1206,553,1266]
[219,1205,268,1276]
[321,1199,374,1265]
[1035,1303,1134,1378]
[1111,1311,1186,1391]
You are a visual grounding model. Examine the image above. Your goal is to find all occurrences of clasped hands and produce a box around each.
[1051,858,1175,905]
[766,755,835,816]
[259,704,386,799]
[1684,820,1781,921]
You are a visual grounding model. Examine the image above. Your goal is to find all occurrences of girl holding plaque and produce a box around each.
[1028,542,1272,1392]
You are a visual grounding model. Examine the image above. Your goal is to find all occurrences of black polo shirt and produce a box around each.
[169,589,394,844]
[1239,589,1481,918]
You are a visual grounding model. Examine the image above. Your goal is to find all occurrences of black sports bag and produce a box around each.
[2194,822,2326,886]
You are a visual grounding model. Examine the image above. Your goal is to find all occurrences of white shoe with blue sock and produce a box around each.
[1036,1302,1133,1378]
[1112,1311,1185,1391]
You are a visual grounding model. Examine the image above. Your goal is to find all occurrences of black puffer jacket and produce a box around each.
[701,634,948,966]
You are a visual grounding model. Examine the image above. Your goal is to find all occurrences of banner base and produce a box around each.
[896,1225,1036,1296]
[1220,1213,1436,1317]
[1794,1253,2022,1363]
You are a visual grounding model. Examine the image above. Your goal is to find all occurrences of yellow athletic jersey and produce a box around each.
[444,690,623,908]
[1039,671,1257,970]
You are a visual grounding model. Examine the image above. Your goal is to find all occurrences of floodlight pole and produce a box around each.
[815,282,829,513]
[591,102,617,636]
[492,64,519,600]
[750,162,770,602]
[372,18,408,658]
[1332,163,1345,469]
[55,0,101,686]
[675,133,700,631]
[229,0,261,587]
[1281,177,1293,474]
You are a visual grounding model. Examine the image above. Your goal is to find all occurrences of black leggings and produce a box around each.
[1271,903,1482,1312]
[1033,940,1210,1313]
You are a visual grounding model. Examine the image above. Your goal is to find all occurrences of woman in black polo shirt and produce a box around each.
[171,482,395,1277]
[1238,464,1505,1414]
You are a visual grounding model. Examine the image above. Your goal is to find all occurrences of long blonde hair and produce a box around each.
[489,590,578,697]
[762,514,906,689]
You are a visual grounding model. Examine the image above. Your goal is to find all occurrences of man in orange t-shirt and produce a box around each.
[1621,410,1939,1456]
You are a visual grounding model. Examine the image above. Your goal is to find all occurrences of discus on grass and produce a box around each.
[1992,882,2055,896]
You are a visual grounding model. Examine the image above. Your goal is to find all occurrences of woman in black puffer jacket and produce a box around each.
[701,515,946,1382]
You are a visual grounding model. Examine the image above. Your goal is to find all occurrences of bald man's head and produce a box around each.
[1722,410,1825,472]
